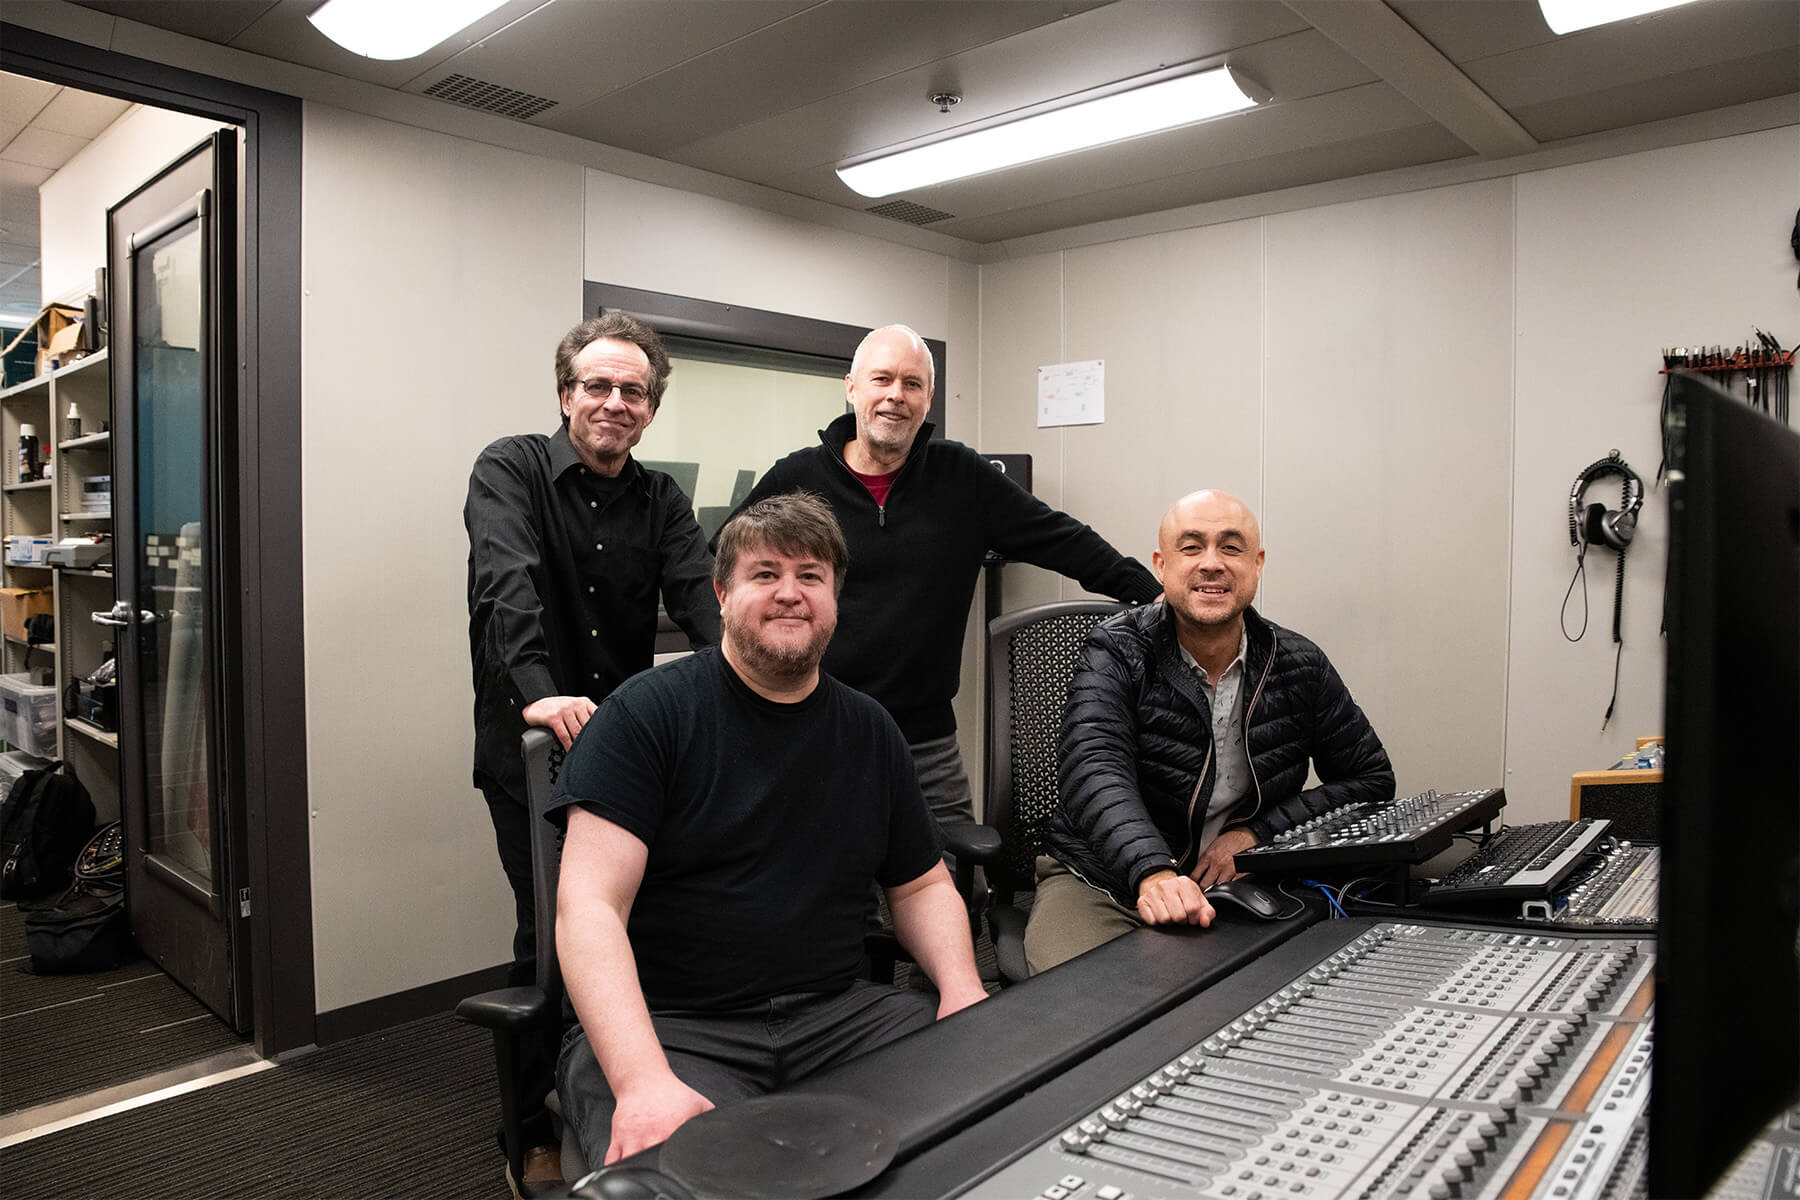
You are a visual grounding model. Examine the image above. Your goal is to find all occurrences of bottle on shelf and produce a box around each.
[65,402,81,441]
[18,423,40,483]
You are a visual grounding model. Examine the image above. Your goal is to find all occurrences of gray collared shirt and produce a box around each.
[1178,628,1251,852]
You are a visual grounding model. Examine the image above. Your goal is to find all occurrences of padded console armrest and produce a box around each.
[941,822,1003,863]
[455,985,551,1030]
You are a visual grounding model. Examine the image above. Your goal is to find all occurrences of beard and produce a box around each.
[722,607,836,682]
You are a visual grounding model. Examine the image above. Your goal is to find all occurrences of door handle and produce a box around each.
[92,601,158,627]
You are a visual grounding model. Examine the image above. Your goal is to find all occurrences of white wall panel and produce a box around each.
[302,104,584,1013]
[583,171,951,339]
[1508,125,1800,822]
[1061,223,1266,584]
[39,106,222,306]
[1264,181,1514,800]
[978,254,1073,612]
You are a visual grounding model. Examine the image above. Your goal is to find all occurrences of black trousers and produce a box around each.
[481,781,559,1151]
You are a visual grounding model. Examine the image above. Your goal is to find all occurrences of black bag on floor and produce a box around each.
[0,761,95,900]
[24,879,129,973]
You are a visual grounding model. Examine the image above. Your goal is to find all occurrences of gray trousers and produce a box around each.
[1021,856,1143,976]
[557,980,935,1166]
[909,733,975,828]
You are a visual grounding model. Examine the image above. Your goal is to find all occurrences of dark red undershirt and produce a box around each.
[849,466,896,508]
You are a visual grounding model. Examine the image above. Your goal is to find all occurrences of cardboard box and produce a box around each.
[0,588,51,644]
[0,303,84,382]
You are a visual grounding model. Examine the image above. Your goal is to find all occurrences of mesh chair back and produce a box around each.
[522,728,567,1010]
[986,601,1128,892]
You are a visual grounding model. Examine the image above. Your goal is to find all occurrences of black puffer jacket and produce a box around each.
[1044,603,1394,907]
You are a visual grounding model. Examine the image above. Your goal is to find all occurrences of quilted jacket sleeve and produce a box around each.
[1056,628,1179,901]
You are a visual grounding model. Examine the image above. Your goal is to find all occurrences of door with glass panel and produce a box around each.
[103,131,248,1030]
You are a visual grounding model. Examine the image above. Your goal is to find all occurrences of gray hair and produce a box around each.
[849,324,934,395]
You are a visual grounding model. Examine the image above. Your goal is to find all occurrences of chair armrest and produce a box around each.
[988,904,1032,986]
[941,821,1003,864]
[455,985,552,1031]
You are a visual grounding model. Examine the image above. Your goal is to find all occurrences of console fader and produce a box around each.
[961,924,1656,1200]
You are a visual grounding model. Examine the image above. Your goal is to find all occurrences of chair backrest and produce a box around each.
[985,600,1128,894]
[522,727,567,1010]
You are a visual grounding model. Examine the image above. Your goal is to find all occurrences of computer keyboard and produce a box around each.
[1422,818,1612,905]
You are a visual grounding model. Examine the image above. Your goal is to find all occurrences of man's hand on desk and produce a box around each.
[523,695,597,750]
[1136,870,1214,926]
[1191,829,1257,888]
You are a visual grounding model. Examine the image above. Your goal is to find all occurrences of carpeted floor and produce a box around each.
[0,1011,504,1199]
[1,901,245,1114]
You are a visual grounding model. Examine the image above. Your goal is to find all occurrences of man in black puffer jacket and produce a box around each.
[1026,490,1393,973]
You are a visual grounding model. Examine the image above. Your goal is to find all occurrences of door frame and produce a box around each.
[2,23,314,1057]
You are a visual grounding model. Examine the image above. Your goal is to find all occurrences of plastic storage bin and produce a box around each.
[0,748,52,802]
[0,673,59,759]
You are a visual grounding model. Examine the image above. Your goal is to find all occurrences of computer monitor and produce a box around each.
[1650,371,1800,1195]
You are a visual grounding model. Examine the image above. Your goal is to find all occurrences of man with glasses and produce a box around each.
[465,310,720,1195]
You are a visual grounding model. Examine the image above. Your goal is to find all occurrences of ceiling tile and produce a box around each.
[1510,47,1800,141]
[540,0,1117,154]
[425,1,816,121]
[3,128,89,172]
[1464,0,1798,109]
[34,89,134,139]
[1387,0,1559,62]
[0,74,61,134]
[73,1,281,43]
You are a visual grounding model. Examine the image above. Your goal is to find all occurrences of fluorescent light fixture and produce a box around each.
[1538,0,1702,35]
[837,65,1266,199]
[308,0,510,61]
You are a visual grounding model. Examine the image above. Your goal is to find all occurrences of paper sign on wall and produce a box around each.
[1038,359,1104,427]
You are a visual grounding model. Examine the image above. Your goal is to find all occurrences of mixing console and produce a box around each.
[1234,789,1505,875]
[1524,844,1659,928]
[960,922,1656,1200]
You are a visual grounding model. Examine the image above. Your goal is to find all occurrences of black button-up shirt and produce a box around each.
[465,427,720,801]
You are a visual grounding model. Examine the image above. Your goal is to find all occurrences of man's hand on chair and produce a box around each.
[523,695,597,750]
[605,1073,714,1164]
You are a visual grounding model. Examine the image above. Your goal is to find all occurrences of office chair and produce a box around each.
[984,600,1128,984]
[456,728,583,1193]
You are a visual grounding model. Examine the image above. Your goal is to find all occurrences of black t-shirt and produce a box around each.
[546,648,942,1011]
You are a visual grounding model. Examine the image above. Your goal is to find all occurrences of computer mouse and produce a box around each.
[1204,877,1289,920]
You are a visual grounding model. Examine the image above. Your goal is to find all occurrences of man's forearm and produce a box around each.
[560,908,674,1096]
[886,872,986,1013]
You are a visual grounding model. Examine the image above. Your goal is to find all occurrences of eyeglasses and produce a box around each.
[572,375,651,405]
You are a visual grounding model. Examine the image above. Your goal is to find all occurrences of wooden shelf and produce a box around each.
[65,716,118,750]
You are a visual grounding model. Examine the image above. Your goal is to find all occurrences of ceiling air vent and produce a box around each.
[866,200,954,226]
[423,73,558,121]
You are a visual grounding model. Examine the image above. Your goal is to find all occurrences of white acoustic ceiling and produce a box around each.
[55,0,1800,244]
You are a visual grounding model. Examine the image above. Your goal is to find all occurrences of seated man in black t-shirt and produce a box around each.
[550,490,988,1167]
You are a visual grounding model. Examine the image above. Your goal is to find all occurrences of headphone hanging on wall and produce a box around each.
[1562,451,1643,730]
[1568,452,1644,553]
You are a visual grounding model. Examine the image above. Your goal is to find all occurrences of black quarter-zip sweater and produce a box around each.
[727,414,1161,743]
